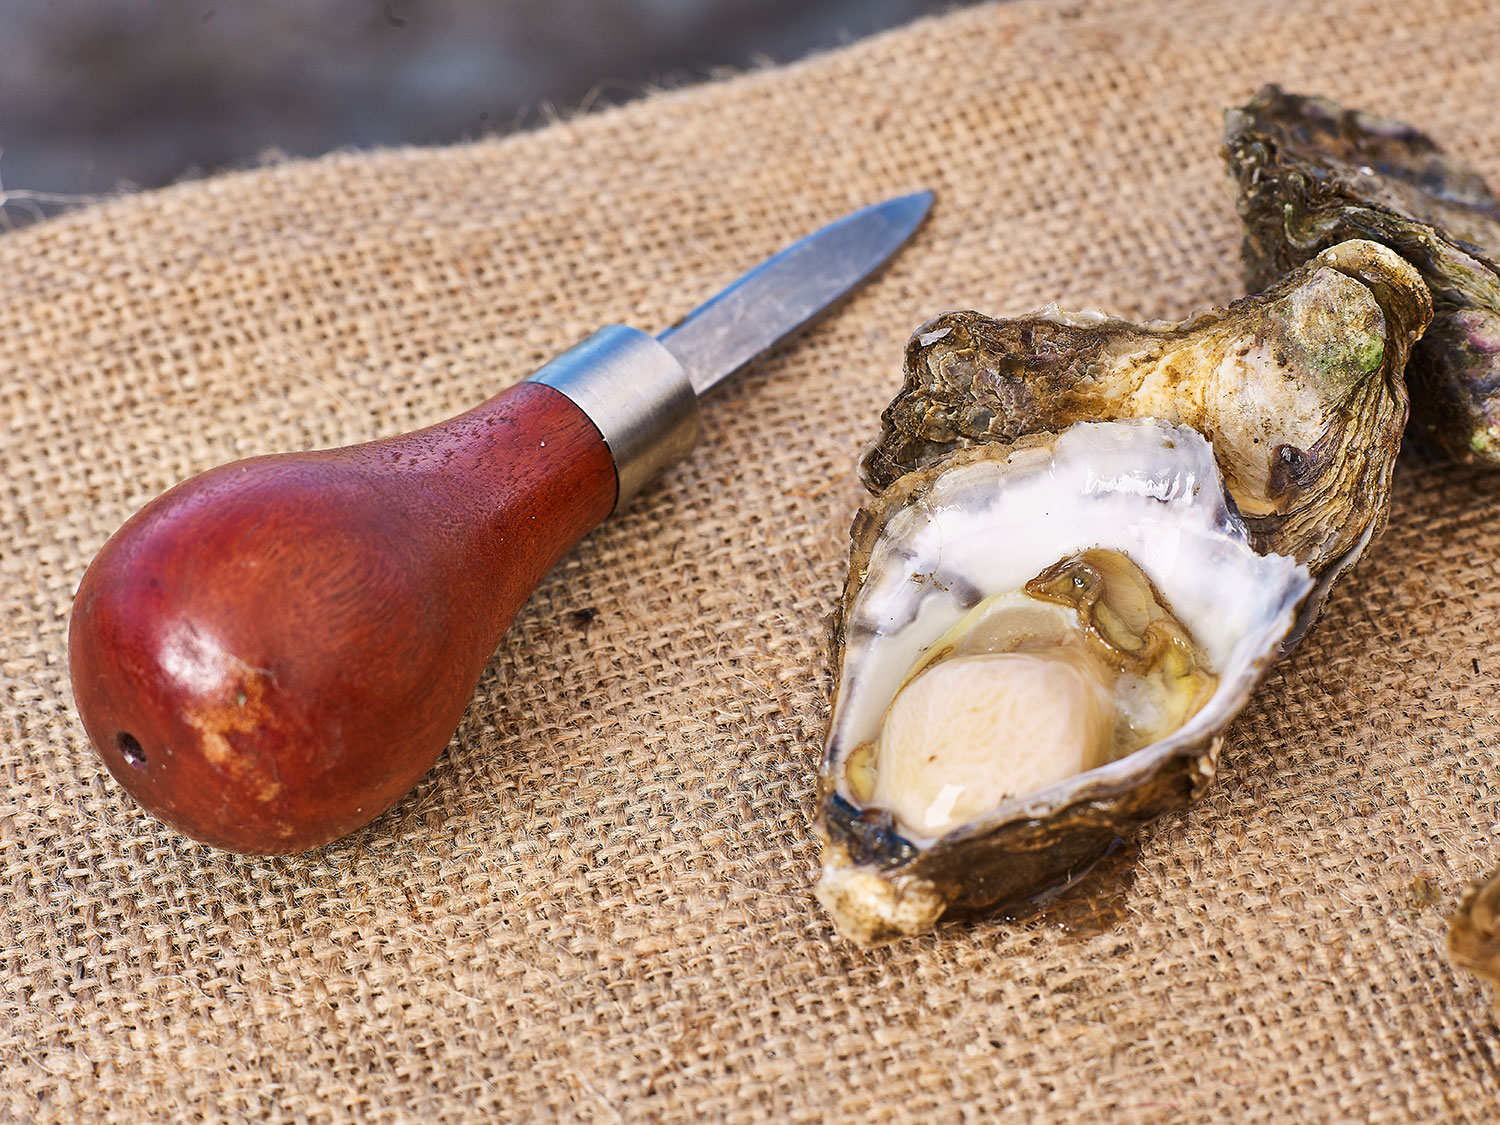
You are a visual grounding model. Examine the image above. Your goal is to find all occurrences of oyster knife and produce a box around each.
[531,190,934,500]
[660,192,935,397]
[69,191,934,855]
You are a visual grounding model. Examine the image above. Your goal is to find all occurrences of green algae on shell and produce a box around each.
[860,239,1430,581]
[1224,84,1500,465]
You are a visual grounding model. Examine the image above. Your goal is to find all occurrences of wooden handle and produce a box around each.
[68,381,618,854]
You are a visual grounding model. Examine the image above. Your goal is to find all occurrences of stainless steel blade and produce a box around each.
[657,191,933,396]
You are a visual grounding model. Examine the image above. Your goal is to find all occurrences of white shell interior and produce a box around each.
[828,419,1314,844]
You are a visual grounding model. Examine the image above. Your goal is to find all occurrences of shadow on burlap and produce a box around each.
[3,0,1499,1120]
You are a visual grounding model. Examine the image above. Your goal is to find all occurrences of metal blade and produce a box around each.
[657,191,933,396]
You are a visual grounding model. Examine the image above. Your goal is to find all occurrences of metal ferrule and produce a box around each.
[527,325,700,510]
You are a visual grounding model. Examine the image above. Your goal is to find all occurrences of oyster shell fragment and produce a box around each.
[1449,865,1500,1014]
[861,240,1430,579]
[816,419,1312,945]
[1224,84,1500,464]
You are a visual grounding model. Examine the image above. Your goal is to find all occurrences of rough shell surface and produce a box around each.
[816,420,1312,945]
[860,240,1430,582]
[1224,84,1500,465]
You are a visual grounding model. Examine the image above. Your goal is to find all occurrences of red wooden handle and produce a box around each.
[68,381,618,854]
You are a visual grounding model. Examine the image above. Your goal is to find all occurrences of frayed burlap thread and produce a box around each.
[4,0,1500,1120]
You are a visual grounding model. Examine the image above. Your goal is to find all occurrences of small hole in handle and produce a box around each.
[116,732,147,767]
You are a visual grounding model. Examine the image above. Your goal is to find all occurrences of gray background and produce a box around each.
[0,0,967,223]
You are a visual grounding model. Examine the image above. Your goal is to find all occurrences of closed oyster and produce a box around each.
[861,240,1429,582]
[815,420,1312,945]
[1224,85,1500,465]
[1450,865,1500,1013]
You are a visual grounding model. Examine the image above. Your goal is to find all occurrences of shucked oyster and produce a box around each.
[1225,85,1500,465]
[861,239,1430,581]
[815,420,1312,945]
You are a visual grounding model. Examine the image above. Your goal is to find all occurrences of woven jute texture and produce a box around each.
[5,0,1500,1120]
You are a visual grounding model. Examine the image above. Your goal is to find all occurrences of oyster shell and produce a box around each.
[1450,865,1500,1013]
[1224,85,1500,465]
[816,419,1312,945]
[862,241,1429,581]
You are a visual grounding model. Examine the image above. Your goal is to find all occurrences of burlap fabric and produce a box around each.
[5,0,1500,1119]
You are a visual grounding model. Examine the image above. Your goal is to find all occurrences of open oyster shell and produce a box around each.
[1224,84,1500,465]
[1450,865,1500,1014]
[816,419,1313,945]
[861,240,1430,581]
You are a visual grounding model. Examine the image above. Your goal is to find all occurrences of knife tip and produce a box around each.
[878,189,935,235]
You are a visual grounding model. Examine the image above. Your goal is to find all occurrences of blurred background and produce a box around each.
[0,0,973,225]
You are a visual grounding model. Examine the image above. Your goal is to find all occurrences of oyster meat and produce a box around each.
[816,419,1313,945]
[1224,84,1500,465]
[862,240,1430,583]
